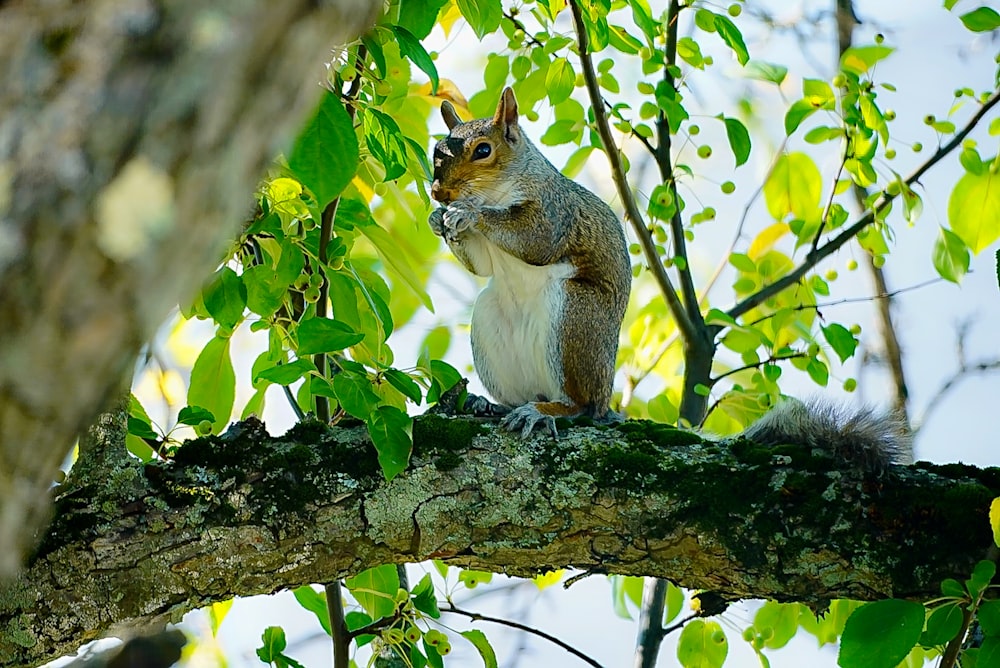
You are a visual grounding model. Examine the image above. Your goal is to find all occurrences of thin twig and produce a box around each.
[442,604,605,668]
[568,0,697,344]
[809,142,849,255]
[709,352,808,385]
[724,88,1000,326]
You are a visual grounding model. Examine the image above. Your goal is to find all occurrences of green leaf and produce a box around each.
[188,335,235,433]
[427,359,463,403]
[979,637,1000,667]
[960,6,1000,31]
[840,45,895,75]
[127,416,158,441]
[838,599,924,668]
[177,405,216,426]
[256,626,287,662]
[713,14,749,65]
[992,497,1000,548]
[933,227,971,283]
[359,223,434,311]
[457,0,502,39]
[822,323,858,363]
[244,264,288,319]
[345,565,399,621]
[920,602,964,647]
[364,109,408,181]
[293,586,332,636]
[949,166,1000,254]
[969,559,997,598]
[411,574,441,619]
[754,601,800,649]
[384,369,423,404]
[784,98,819,135]
[764,153,823,220]
[333,371,380,418]
[744,60,788,85]
[664,581,685,623]
[397,0,447,39]
[288,91,358,208]
[297,317,364,355]
[546,58,575,105]
[979,600,1000,636]
[367,406,412,481]
[393,26,439,94]
[461,629,498,668]
[806,358,829,386]
[459,569,493,588]
[203,267,247,330]
[254,358,317,385]
[677,619,728,668]
[804,126,844,144]
[723,117,751,167]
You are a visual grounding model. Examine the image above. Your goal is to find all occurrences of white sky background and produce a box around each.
[54,1,1000,667]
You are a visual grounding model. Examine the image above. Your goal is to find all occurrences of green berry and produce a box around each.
[885,148,896,159]
[197,420,213,435]
[526,110,539,122]
[702,207,716,220]
[846,259,858,271]
[742,627,755,642]
[383,628,404,644]
[808,343,820,357]
[874,33,884,44]
[873,255,885,268]
[832,74,847,88]
[884,109,896,121]
[395,588,410,603]
[303,287,321,303]
[825,269,838,281]
[294,274,310,290]
[712,630,727,644]
[843,378,858,392]
[328,255,345,271]
[721,181,736,194]
[924,114,935,125]
[697,144,712,158]
[727,3,742,17]
[850,324,862,335]
[689,124,701,136]
[438,642,452,655]
[912,142,923,152]
[404,626,422,643]
[308,273,324,288]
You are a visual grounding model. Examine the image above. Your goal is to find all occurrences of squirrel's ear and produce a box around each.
[492,87,521,142]
[440,100,462,130]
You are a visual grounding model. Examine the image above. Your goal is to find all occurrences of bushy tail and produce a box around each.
[740,398,912,474]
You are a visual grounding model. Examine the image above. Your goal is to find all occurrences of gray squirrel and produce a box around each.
[427,88,909,470]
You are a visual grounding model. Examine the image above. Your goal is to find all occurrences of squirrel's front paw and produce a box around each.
[501,403,559,439]
[442,200,481,242]
[428,207,447,237]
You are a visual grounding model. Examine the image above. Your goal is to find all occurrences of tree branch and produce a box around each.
[1,415,996,668]
[724,88,1000,326]
[567,0,698,345]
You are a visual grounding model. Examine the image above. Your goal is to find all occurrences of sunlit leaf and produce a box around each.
[293,586,332,636]
[288,92,358,208]
[461,630,498,668]
[367,405,412,480]
[949,166,1000,254]
[345,565,399,621]
[188,335,235,434]
[297,317,364,355]
[932,227,970,283]
[960,6,1000,32]
[677,619,728,668]
[839,599,923,668]
[763,153,822,220]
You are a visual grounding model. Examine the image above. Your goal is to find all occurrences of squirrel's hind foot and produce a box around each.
[501,403,560,438]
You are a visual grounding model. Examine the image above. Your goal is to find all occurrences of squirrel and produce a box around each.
[427,88,911,470]
[427,87,631,437]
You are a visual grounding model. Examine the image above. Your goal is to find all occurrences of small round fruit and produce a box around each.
[328,255,345,271]
[846,259,858,271]
[873,255,885,268]
[526,110,539,122]
[912,142,923,152]
[884,109,896,121]
[924,114,935,125]
[721,181,736,194]
[294,274,310,290]
[395,588,410,603]
[825,269,838,281]
[727,3,741,17]
[308,273,324,288]
[424,629,445,646]
[404,626,422,643]
[374,80,391,96]
[850,324,862,335]
[832,73,847,88]
[438,642,452,656]
[697,144,712,158]
[702,207,716,219]
[742,627,755,642]
[843,378,858,392]
[885,147,896,159]
[712,630,727,644]
[808,343,820,357]
[383,628,404,644]
[874,33,884,44]
[303,286,321,303]
[197,420,213,435]
[689,124,701,136]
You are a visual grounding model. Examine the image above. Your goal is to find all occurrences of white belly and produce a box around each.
[470,247,574,407]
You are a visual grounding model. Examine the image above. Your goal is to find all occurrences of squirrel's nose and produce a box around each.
[430,180,446,202]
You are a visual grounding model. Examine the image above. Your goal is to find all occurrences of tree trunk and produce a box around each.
[0,0,378,576]
[0,415,994,667]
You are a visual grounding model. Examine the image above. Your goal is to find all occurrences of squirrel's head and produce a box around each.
[430,87,526,206]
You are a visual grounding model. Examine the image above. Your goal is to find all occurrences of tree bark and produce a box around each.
[0,0,378,576]
[0,415,995,668]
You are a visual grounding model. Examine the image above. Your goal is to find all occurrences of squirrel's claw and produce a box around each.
[442,200,481,241]
[501,403,559,439]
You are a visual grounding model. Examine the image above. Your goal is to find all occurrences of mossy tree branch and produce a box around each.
[1,415,996,668]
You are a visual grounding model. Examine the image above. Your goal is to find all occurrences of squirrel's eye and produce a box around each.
[472,143,492,160]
